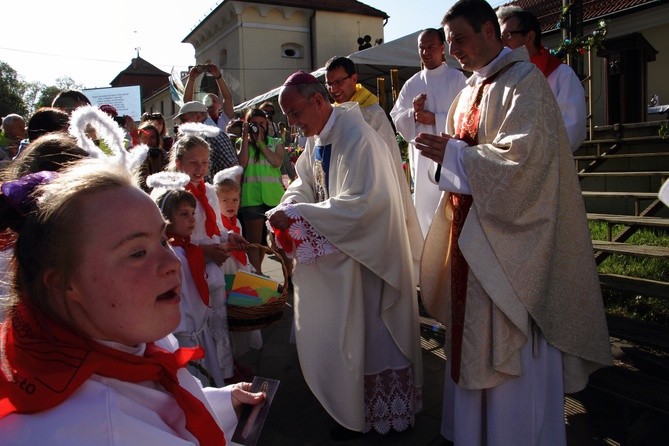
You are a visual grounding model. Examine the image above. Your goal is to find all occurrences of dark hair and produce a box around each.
[51,90,91,112]
[156,189,196,225]
[498,9,542,48]
[27,107,70,141]
[325,56,357,76]
[420,28,446,44]
[245,108,270,163]
[442,0,501,40]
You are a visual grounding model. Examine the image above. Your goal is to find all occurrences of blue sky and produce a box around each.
[1,1,504,89]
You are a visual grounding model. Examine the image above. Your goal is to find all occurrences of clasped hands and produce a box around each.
[412,93,436,125]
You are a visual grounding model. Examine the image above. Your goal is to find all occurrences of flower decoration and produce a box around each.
[550,3,607,61]
[285,144,304,164]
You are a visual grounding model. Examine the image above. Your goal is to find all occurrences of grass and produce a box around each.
[589,222,669,326]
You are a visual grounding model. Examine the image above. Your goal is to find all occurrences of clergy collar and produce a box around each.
[471,46,512,84]
[425,62,448,76]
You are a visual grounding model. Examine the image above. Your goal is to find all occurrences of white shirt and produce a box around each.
[390,63,466,236]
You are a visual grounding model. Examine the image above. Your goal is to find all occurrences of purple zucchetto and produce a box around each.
[283,70,320,86]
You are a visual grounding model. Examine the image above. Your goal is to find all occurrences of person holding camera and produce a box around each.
[136,122,169,192]
[237,108,286,275]
[184,63,235,133]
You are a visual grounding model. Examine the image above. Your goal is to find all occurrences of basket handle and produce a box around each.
[246,242,290,299]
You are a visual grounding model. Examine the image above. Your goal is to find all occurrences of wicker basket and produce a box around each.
[227,243,289,332]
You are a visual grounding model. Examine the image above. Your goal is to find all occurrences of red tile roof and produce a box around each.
[235,0,387,19]
[502,0,657,32]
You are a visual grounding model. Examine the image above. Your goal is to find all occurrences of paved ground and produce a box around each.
[230,256,656,445]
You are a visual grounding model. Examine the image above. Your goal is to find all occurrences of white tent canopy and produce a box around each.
[234,30,433,112]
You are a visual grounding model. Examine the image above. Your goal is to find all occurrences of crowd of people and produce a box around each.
[0,1,622,444]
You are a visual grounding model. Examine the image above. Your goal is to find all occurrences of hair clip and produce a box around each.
[1,171,58,215]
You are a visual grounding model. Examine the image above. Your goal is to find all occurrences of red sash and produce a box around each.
[220,215,249,266]
[186,181,221,238]
[530,45,562,79]
[168,231,210,306]
[0,303,226,445]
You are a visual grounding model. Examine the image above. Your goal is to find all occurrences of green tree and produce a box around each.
[0,61,28,117]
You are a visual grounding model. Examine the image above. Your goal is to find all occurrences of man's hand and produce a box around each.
[414,132,452,163]
[412,93,427,112]
[268,209,290,230]
[414,110,436,125]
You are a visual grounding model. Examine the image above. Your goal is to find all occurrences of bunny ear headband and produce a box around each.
[146,171,191,214]
[68,105,148,174]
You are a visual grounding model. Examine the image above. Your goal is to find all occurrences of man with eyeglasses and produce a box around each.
[390,28,467,237]
[497,6,587,152]
[413,0,611,444]
[325,56,423,272]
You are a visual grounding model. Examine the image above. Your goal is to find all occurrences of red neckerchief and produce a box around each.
[530,45,562,79]
[168,231,210,306]
[0,303,226,445]
[220,215,248,266]
[185,181,221,238]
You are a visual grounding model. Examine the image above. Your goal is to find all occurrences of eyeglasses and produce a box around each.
[325,75,351,89]
[141,112,163,121]
[501,30,526,41]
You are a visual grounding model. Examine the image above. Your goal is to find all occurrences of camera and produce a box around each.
[148,147,162,159]
[248,122,260,135]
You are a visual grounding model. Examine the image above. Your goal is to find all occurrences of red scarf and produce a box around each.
[530,45,562,79]
[220,215,248,266]
[168,231,210,306]
[186,181,221,238]
[0,303,226,445]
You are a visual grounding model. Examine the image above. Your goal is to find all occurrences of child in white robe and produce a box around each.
[214,167,263,366]
[154,184,233,387]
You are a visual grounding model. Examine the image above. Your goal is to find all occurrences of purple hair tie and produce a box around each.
[1,171,58,214]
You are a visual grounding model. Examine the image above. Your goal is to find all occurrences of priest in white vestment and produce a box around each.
[414,1,612,445]
[390,28,467,237]
[267,71,423,439]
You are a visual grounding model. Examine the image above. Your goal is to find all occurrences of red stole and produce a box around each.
[186,181,221,238]
[449,68,507,382]
[0,303,226,445]
[168,231,210,306]
[220,215,249,266]
[530,45,562,79]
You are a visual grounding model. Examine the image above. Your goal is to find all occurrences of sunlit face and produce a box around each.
[325,66,357,103]
[62,187,182,346]
[216,188,240,219]
[444,17,495,72]
[169,202,196,238]
[279,86,329,137]
[176,144,210,183]
[139,128,159,147]
[499,16,530,51]
[418,31,446,70]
